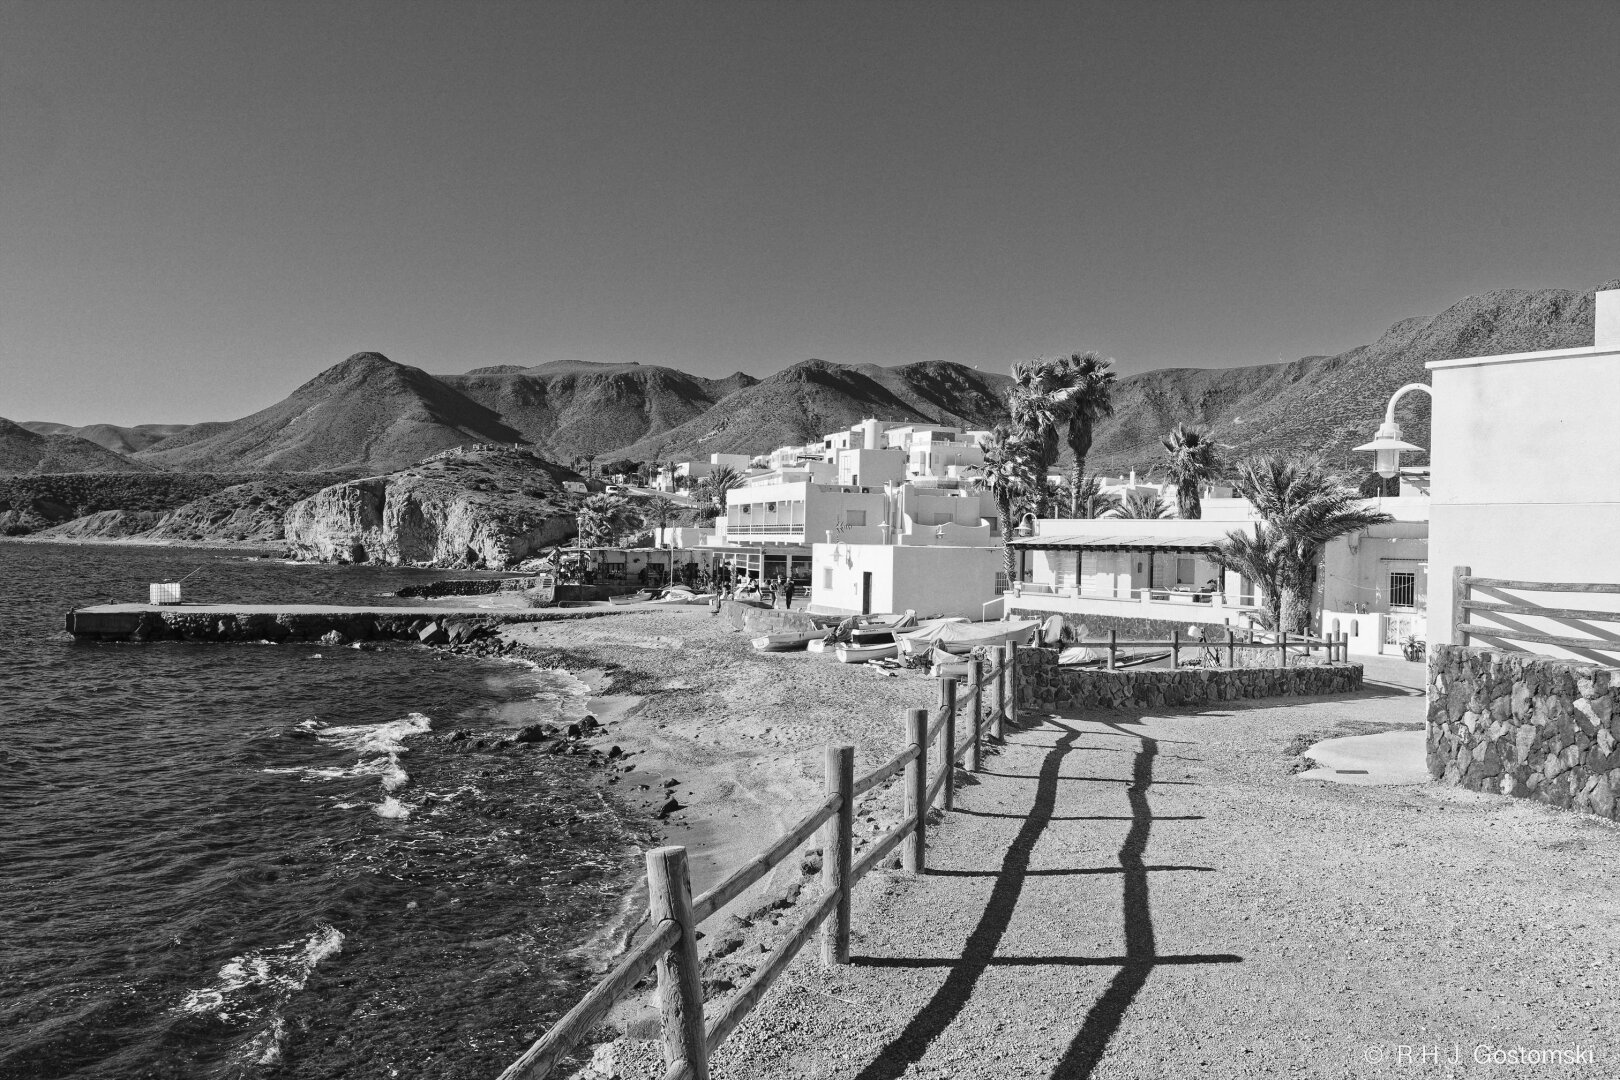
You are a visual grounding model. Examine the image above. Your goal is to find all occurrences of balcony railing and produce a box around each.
[724,523,806,536]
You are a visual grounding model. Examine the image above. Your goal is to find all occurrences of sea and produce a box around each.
[0,542,641,1080]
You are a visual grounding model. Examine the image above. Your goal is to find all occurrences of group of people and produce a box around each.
[698,564,800,608]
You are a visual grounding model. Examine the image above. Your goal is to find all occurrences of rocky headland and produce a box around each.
[283,444,584,567]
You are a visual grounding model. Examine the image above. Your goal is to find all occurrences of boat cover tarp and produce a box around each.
[898,618,1040,655]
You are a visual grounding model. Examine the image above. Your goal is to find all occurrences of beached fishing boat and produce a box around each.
[751,629,830,652]
[834,628,899,663]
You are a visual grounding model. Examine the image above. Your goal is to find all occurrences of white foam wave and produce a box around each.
[265,714,432,817]
[177,924,345,1019]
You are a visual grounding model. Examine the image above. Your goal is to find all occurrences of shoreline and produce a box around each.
[483,608,945,1075]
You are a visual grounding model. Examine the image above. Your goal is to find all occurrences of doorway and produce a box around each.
[861,572,873,615]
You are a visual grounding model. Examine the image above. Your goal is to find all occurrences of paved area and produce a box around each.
[1298,729,1429,786]
[702,679,1620,1079]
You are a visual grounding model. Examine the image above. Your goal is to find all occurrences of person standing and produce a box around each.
[783,577,797,609]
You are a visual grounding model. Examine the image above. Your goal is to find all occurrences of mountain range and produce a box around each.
[3,281,1611,480]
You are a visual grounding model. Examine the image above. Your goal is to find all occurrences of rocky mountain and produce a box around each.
[615,358,1015,461]
[0,471,349,538]
[20,421,195,455]
[134,353,525,474]
[1084,283,1610,476]
[283,445,583,567]
[440,359,756,460]
[0,417,154,476]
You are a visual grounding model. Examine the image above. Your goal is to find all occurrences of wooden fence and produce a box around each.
[1451,565,1620,654]
[1067,628,1351,669]
[497,645,1023,1080]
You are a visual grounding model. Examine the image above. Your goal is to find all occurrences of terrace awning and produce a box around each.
[1005,534,1224,553]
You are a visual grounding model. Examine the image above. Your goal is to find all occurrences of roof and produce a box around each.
[1006,533,1224,552]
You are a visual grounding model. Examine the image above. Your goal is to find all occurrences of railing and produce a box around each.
[1068,628,1351,668]
[497,645,1024,1080]
[1451,566,1620,656]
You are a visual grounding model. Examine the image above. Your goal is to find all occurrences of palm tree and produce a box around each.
[1007,358,1068,515]
[1071,475,1121,519]
[695,465,742,523]
[576,493,631,548]
[1211,526,1287,631]
[1216,453,1393,634]
[643,495,678,549]
[1053,352,1116,517]
[977,424,1040,584]
[1160,423,1221,519]
[1108,489,1172,519]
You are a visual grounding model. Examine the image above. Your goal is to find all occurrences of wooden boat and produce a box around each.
[751,629,830,652]
[834,628,899,663]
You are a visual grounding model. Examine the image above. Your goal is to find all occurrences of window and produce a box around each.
[823,568,834,589]
[1389,571,1416,608]
[1176,557,1196,585]
[845,510,867,527]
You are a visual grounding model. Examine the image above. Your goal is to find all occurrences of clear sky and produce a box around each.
[5,0,1618,426]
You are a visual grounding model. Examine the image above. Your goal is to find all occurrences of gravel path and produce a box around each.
[685,666,1620,1079]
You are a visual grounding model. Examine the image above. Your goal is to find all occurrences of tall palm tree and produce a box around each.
[643,495,678,549]
[695,465,742,523]
[977,424,1040,584]
[1108,489,1172,519]
[1007,358,1068,515]
[1211,526,1287,631]
[1053,352,1116,517]
[1217,453,1393,634]
[1160,423,1221,519]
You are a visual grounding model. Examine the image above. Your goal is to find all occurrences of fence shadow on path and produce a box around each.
[849,718,1241,1080]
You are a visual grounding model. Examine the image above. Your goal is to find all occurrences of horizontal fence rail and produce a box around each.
[499,646,1020,1080]
[1452,566,1620,654]
[1056,628,1351,668]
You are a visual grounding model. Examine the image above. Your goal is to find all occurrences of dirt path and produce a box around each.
[692,671,1620,1079]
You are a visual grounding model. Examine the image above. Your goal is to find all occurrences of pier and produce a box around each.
[64,603,608,644]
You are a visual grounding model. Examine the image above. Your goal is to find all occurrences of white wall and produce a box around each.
[1427,292,1620,660]
[811,543,1003,620]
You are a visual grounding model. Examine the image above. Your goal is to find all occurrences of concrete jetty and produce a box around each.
[65,603,608,644]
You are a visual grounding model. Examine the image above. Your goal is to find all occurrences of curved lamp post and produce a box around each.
[1354,382,1432,480]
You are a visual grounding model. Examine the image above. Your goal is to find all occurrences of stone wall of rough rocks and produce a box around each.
[1427,644,1619,820]
[1014,646,1362,712]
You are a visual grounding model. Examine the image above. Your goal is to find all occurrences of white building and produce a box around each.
[1004,494,1431,654]
[1425,287,1620,662]
[811,542,1005,621]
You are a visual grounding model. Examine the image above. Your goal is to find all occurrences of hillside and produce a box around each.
[440,359,756,460]
[615,358,1014,460]
[0,417,154,476]
[20,421,195,455]
[134,353,525,473]
[1084,283,1611,476]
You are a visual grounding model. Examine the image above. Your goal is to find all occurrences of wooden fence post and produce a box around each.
[646,847,709,1080]
[1278,631,1287,668]
[1004,641,1018,730]
[988,649,1005,742]
[822,745,854,966]
[939,677,957,811]
[903,708,928,873]
[1226,629,1236,669]
[966,659,982,772]
[1170,629,1179,669]
[1107,629,1117,671]
[1454,565,1472,646]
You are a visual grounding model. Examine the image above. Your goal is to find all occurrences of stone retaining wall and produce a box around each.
[1427,644,1619,819]
[1014,646,1362,712]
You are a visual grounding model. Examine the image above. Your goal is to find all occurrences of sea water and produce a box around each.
[0,543,638,1079]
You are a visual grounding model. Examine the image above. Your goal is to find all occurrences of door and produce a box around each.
[861,572,873,615]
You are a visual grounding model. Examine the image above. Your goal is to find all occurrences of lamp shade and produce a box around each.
[1353,420,1424,480]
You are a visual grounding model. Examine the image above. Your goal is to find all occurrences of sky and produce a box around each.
[4,0,1619,427]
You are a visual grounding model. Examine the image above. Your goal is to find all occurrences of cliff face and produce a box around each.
[282,446,581,568]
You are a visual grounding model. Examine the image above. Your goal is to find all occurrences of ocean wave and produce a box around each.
[265,714,431,815]
[177,924,345,1020]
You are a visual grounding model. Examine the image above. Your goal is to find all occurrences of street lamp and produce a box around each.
[1354,382,1432,480]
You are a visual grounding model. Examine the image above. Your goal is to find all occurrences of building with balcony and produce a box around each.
[1003,496,1430,654]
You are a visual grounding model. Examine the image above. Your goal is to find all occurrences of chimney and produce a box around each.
[1597,288,1620,349]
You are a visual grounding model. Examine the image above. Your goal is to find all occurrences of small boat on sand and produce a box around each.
[751,629,830,652]
[834,628,900,663]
